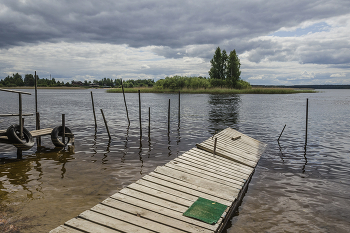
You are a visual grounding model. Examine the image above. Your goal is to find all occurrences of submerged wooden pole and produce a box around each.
[138,90,142,137]
[100,109,111,140]
[90,91,97,128]
[121,79,130,126]
[62,114,65,145]
[305,98,308,145]
[168,99,170,132]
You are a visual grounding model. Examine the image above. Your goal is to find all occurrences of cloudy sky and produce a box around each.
[1,0,349,85]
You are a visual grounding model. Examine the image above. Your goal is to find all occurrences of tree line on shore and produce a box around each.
[0,73,155,88]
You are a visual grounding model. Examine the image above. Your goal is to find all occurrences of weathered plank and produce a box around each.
[30,128,53,137]
[175,156,248,181]
[180,151,251,179]
[148,172,235,202]
[142,174,232,205]
[88,204,191,233]
[154,166,240,198]
[109,193,219,231]
[164,162,244,189]
[49,225,82,233]
[196,143,257,168]
[187,148,254,174]
[101,198,213,233]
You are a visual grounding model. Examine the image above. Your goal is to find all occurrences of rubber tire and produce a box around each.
[51,126,73,147]
[6,124,34,150]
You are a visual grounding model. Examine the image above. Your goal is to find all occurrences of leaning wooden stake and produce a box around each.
[121,79,130,126]
[277,124,286,141]
[100,109,111,140]
[90,91,97,128]
[138,90,142,137]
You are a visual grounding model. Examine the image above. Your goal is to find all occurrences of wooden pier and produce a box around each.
[51,128,266,233]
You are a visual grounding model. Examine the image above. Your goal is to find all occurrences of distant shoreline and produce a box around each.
[107,87,317,94]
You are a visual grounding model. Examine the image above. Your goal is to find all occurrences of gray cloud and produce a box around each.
[1,0,350,85]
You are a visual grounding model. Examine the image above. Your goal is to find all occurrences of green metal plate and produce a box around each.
[183,197,227,224]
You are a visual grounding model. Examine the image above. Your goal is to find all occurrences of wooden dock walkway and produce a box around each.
[50,128,266,233]
[0,128,53,144]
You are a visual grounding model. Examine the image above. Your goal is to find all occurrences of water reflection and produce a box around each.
[0,146,75,200]
[208,94,240,134]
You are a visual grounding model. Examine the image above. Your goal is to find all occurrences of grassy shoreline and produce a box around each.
[106,87,317,94]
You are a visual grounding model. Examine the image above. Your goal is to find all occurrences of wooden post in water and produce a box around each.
[178,91,180,125]
[121,79,130,126]
[35,71,38,126]
[168,99,170,132]
[100,109,111,140]
[305,98,308,146]
[138,90,142,137]
[148,107,150,132]
[36,112,41,146]
[90,91,97,128]
[62,114,65,145]
[18,93,23,139]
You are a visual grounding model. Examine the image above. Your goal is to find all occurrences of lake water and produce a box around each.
[0,89,349,232]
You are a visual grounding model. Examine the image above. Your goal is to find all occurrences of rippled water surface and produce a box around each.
[0,89,349,232]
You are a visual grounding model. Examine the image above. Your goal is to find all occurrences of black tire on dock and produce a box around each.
[6,124,35,151]
[51,126,74,147]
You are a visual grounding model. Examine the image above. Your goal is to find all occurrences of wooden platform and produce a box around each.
[0,128,53,144]
[50,128,266,233]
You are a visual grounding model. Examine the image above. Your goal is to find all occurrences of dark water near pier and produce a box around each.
[0,89,349,232]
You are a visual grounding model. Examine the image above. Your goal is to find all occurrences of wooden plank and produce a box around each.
[64,217,122,232]
[212,133,264,155]
[164,162,244,189]
[205,135,263,156]
[109,193,219,231]
[101,198,213,233]
[142,174,233,205]
[154,166,240,198]
[136,177,232,206]
[117,188,189,213]
[89,205,190,233]
[49,225,82,233]
[148,172,234,202]
[188,148,253,174]
[0,113,33,117]
[30,128,53,137]
[174,156,248,181]
[196,143,257,168]
[221,128,265,147]
[199,139,259,162]
[180,150,252,178]
[127,183,194,207]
